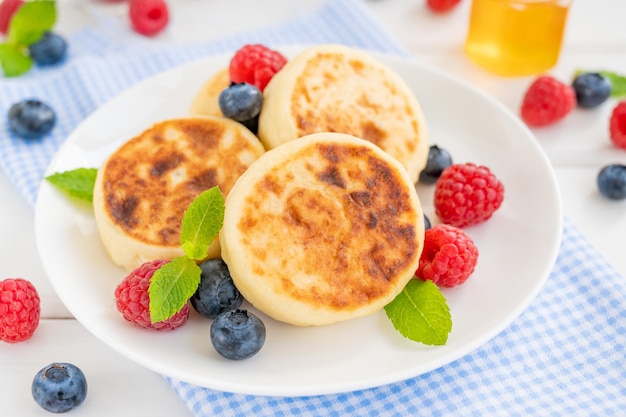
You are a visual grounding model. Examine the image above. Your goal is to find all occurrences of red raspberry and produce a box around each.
[0,278,40,343]
[114,259,189,331]
[520,75,575,127]
[229,44,287,92]
[609,101,626,150]
[434,163,504,228]
[427,0,462,13]
[416,224,479,287]
[0,0,23,35]
[129,0,169,37]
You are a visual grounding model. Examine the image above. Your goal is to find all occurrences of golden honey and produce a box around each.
[464,0,571,76]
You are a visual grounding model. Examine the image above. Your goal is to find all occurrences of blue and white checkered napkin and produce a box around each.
[1,0,624,415]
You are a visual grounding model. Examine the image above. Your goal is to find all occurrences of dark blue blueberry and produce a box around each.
[190,258,244,319]
[8,99,56,139]
[28,31,68,66]
[210,309,266,360]
[32,363,87,413]
[597,164,626,200]
[218,82,263,133]
[572,73,611,109]
[424,214,432,230]
[419,145,453,184]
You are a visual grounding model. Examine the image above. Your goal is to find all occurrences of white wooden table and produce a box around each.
[2,0,624,415]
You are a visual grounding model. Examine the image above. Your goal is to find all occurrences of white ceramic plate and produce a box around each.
[35,48,562,397]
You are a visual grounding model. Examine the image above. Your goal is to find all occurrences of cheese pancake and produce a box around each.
[93,116,265,271]
[220,132,424,326]
[258,44,429,183]
[189,67,229,117]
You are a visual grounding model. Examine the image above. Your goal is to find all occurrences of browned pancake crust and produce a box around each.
[234,138,420,312]
[290,52,420,155]
[101,117,263,248]
[258,45,429,184]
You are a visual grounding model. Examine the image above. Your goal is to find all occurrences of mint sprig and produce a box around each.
[0,0,56,77]
[148,187,226,322]
[7,0,56,46]
[180,186,225,260]
[0,43,32,76]
[384,279,452,346]
[45,167,98,202]
[148,256,202,323]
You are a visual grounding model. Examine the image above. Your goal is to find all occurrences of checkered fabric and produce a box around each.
[0,0,624,416]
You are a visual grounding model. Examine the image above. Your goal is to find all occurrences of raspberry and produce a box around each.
[129,0,169,37]
[0,278,40,343]
[609,101,626,150]
[434,163,504,228]
[416,224,479,288]
[114,259,189,331]
[426,0,461,13]
[229,44,287,92]
[0,0,23,35]
[520,75,575,127]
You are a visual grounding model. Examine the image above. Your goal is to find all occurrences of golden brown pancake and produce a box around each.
[93,116,265,271]
[220,132,424,326]
[258,44,429,183]
[189,67,230,117]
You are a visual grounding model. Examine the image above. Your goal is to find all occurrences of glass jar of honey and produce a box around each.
[464,0,572,77]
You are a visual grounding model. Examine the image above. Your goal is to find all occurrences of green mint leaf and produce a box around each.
[7,0,56,46]
[600,71,626,98]
[148,256,201,323]
[0,43,32,77]
[180,186,225,260]
[384,279,452,346]
[45,168,98,202]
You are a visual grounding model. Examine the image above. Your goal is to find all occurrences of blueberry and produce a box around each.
[210,309,266,360]
[597,164,626,200]
[28,31,68,66]
[218,82,263,133]
[424,214,432,230]
[190,258,244,319]
[572,73,611,109]
[419,144,453,184]
[8,99,56,139]
[32,363,87,413]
